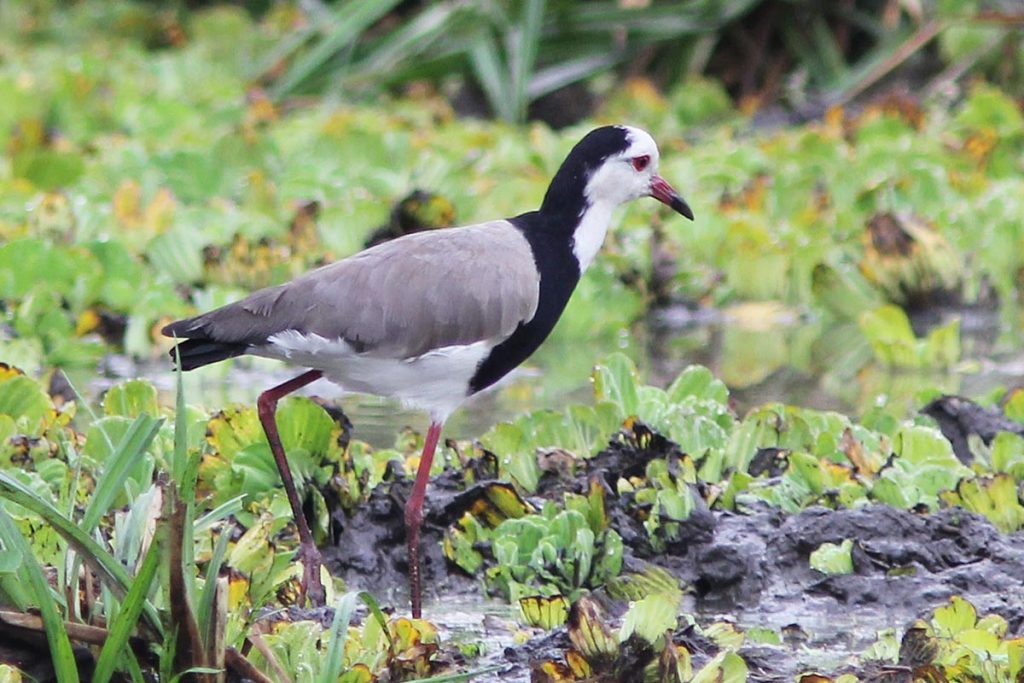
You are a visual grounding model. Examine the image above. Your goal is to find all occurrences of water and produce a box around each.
[79,306,1024,679]
[85,305,1024,448]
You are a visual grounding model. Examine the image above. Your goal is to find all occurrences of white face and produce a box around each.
[583,126,661,207]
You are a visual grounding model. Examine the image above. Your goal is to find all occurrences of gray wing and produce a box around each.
[164,221,540,359]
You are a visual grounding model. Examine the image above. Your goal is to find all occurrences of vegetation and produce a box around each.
[2,0,1024,680]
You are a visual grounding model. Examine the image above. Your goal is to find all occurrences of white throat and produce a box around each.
[571,200,614,271]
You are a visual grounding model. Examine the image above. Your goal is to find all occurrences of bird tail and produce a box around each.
[163,318,249,371]
[167,338,248,371]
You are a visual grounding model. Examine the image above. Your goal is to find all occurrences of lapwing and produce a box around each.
[163,125,693,616]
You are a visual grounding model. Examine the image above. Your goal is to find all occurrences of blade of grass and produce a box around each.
[196,528,231,651]
[0,472,163,636]
[469,35,511,120]
[114,484,160,567]
[809,14,848,84]
[357,590,393,650]
[406,667,504,683]
[0,504,80,683]
[270,0,405,99]
[508,0,545,122]
[81,413,162,533]
[194,495,245,535]
[351,0,476,75]
[319,591,359,683]
[568,0,759,37]
[125,650,147,683]
[527,52,620,100]
[92,523,164,683]
[173,345,189,486]
[832,19,943,105]
[0,542,29,610]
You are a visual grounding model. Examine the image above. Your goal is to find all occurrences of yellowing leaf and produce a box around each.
[932,596,977,638]
[520,594,569,629]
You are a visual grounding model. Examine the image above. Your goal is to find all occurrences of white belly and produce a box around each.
[254,330,492,421]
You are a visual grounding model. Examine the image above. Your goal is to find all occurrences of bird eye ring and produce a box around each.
[631,155,650,171]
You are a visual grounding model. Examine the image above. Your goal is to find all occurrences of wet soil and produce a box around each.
[321,421,1024,681]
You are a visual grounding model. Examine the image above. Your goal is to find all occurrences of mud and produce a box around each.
[319,423,1024,681]
[322,464,490,605]
[920,394,1024,463]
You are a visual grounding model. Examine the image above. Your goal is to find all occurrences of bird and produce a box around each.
[162,124,693,616]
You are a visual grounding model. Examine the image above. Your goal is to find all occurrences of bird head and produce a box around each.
[542,125,693,221]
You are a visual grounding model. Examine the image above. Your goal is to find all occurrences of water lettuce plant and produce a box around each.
[3,2,1024,421]
[0,367,481,681]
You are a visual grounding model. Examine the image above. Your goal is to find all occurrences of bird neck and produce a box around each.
[468,211,583,394]
[570,200,614,272]
[536,186,615,275]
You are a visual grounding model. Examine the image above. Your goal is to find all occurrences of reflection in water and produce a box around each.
[87,306,1021,448]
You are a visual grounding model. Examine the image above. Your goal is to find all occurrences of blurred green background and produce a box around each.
[1,0,1023,440]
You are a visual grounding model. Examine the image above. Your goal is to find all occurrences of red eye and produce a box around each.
[631,155,650,171]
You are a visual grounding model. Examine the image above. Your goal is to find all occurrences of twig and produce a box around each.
[247,635,295,683]
[225,647,275,683]
[167,484,208,678]
[834,19,944,106]
[0,609,151,654]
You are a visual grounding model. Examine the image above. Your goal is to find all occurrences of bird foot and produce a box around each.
[296,542,326,608]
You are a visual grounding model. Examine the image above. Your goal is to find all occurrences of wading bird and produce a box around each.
[163,125,693,616]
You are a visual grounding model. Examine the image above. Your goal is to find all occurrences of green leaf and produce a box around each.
[319,591,359,683]
[690,650,748,683]
[0,374,53,430]
[103,379,160,419]
[92,525,163,683]
[858,305,922,368]
[619,593,678,644]
[592,353,641,418]
[666,365,729,404]
[518,594,569,629]
[0,472,163,635]
[932,595,977,638]
[271,0,406,99]
[0,505,79,683]
[12,150,85,189]
[81,414,163,533]
[809,539,854,575]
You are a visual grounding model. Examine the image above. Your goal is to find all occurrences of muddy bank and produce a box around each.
[320,426,1024,680]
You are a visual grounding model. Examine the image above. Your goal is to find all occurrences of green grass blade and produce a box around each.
[270,0,405,99]
[357,590,394,649]
[0,505,80,683]
[318,591,360,683]
[193,494,245,535]
[527,52,620,100]
[0,472,164,636]
[92,525,163,683]
[124,648,147,683]
[0,539,29,609]
[469,35,511,120]
[567,0,759,37]
[509,0,545,122]
[405,667,503,683]
[196,527,231,650]
[114,484,160,566]
[173,344,188,485]
[351,1,478,79]
[81,413,162,533]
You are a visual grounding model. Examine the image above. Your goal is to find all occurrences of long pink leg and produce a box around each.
[405,420,443,619]
[256,370,326,607]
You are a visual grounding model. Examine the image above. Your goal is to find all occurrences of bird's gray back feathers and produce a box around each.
[164,221,540,359]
